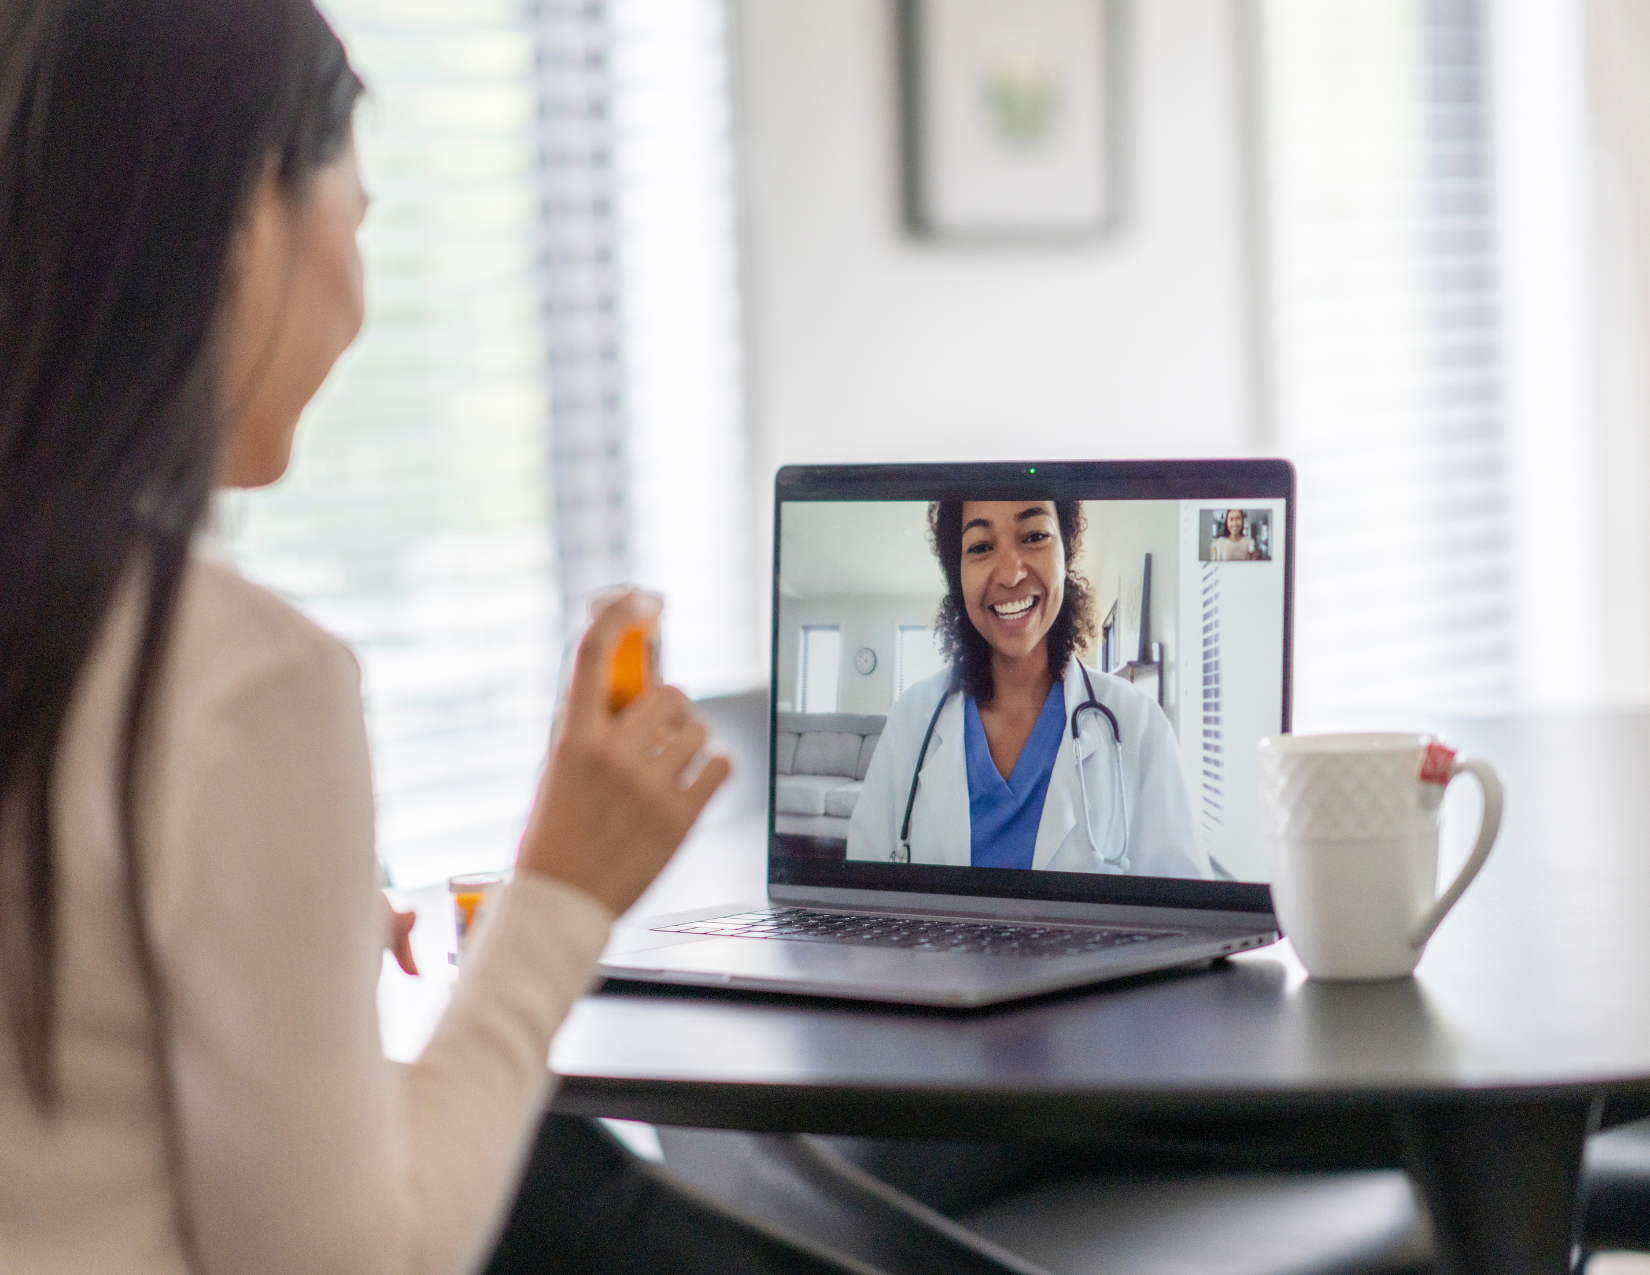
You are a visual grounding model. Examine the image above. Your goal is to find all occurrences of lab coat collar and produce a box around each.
[1031,660,1120,871]
[910,687,970,867]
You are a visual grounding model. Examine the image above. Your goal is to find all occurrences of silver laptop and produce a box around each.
[600,459,1292,1007]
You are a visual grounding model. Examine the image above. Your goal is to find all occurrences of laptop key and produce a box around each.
[653,908,1181,958]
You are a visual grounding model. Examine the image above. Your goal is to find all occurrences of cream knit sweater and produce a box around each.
[0,555,612,1275]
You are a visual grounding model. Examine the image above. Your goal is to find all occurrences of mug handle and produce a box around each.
[1409,757,1505,949]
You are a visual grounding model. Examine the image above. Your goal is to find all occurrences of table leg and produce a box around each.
[1396,1095,1599,1275]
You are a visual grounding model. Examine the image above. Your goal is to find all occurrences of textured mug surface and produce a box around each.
[1257,734,1503,980]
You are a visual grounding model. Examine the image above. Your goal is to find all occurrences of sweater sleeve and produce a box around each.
[153,635,611,1275]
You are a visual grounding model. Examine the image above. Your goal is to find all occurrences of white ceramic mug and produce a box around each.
[1256,733,1504,981]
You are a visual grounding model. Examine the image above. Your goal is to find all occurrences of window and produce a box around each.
[539,0,755,694]
[895,624,945,699]
[610,0,754,696]
[217,2,557,891]
[797,626,842,714]
[1260,0,1512,717]
[216,0,751,888]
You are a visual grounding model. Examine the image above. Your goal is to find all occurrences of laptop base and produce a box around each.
[600,897,1278,1009]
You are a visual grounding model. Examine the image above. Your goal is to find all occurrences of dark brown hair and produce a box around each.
[0,0,362,1112]
[927,500,1097,704]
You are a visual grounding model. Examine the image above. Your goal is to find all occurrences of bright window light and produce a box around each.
[798,626,842,714]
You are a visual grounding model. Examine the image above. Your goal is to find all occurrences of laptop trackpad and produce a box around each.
[601,928,711,960]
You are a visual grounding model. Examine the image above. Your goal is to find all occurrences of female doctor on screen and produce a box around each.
[847,500,1207,878]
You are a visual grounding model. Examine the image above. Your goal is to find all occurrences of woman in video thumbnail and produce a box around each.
[846,501,1205,878]
[1211,508,1257,561]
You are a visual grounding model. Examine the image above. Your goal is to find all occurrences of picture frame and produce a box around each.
[899,0,1119,240]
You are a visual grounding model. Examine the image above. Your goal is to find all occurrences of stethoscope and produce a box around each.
[894,664,1132,871]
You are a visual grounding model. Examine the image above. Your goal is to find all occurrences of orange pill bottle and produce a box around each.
[608,619,659,713]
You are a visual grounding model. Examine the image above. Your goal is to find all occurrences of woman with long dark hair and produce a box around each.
[1210,507,1257,561]
[0,2,746,1271]
[846,500,1204,878]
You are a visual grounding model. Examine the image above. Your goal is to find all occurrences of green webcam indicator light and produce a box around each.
[1029,466,1037,474]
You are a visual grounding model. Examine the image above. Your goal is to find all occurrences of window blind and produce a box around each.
[529,0,755,689]
[1197,562,1227,871]
[220,0,752,888]
[532,1,628,606]
[1260,0,1512,718]
[609,0,755,696]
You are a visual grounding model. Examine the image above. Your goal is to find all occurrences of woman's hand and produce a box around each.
[381,896,419,976]
[516,593,731,916]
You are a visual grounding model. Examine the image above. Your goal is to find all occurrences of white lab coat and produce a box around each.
[846,659,1208,878]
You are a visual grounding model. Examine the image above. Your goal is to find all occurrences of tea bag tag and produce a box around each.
[1418,742,1456,786]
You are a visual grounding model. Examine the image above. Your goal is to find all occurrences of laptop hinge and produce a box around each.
[767,883,1276,933]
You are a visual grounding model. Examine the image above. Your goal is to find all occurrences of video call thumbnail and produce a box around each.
[773,498,1287,884]
[1199,508,1272,562]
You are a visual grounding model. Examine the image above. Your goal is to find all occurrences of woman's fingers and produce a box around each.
[615,686,717,800]
[615,683,692,749]
[564,591,663,724]
[518,589,733,916]
[389,906,418,976]
[650,716,711,782]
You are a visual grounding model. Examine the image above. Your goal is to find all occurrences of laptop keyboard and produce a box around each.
[653,908,1182,958]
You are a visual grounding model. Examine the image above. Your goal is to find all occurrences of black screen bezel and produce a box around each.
[768,459,1295,914]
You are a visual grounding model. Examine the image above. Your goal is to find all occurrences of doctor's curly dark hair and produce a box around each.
[928,500,1097,705]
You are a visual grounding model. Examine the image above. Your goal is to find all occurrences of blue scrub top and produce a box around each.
[964,681,1066,870]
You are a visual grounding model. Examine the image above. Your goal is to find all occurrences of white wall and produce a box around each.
[1487,0,1650,709]
[731,0,1260,636]
[1482,0,1650,711]
[1076,499,1181,726]
[775,501,945,713]
[732,0,1650,713]
[1492,0,1610,708]
[1582,0,1650,703]
[778,594,945,714]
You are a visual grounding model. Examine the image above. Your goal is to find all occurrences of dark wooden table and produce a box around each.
[549,712,1650,1275]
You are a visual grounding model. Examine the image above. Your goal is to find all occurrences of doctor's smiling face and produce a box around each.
[959,501,1066,664]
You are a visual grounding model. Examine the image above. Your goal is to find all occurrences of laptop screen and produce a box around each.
[769,461,1293,914]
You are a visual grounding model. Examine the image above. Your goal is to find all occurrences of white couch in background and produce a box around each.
[772,711,885,842]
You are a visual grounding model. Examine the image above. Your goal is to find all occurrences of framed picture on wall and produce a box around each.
[899,0,1117,239]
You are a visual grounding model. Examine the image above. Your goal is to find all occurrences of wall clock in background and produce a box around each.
[855,647,878,675]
